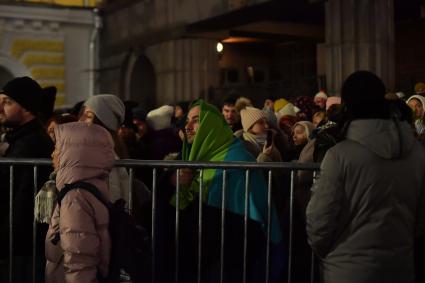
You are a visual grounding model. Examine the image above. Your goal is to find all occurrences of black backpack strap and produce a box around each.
[57,181,109,208]
[52,181,109,246]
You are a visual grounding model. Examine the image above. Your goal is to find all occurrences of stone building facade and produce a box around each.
[1,0,424,109]
[0,2,97,107]
[99,0,425,109]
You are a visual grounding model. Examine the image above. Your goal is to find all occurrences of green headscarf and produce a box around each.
[171,100,282,244]
[172,99,233,209]
[182,99,233,161]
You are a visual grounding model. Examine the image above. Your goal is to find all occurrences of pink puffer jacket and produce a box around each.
[45,122,115,283]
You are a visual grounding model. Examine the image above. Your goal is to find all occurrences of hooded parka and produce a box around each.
[306,119,425,283]
[45,122,115,283]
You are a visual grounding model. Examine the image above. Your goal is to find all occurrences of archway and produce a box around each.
[0,65,14,87]
[127,55,156,112]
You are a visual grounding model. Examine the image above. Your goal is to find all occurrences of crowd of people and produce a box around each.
[0,72,425,283]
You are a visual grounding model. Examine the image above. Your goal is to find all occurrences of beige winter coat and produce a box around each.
[306,119,425,283]
[45,122,115,283]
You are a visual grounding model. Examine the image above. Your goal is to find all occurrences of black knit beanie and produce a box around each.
[341,71,387,119]
[0,76,42,114]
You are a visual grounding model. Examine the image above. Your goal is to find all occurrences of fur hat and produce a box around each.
[274,98,289,113]
[84,94,125,131]
[325,96,341,111]
[146,105,174,131]
[415,82,425,95]
[314,91,328,100]
[0,76,42,114]
[240,106,266,132]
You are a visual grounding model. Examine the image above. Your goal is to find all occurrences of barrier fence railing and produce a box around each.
[0,158,321,283]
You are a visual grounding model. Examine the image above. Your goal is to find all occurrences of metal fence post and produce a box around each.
[220,170,227,283]
[175,169,180,283]
[32,165,38,283]
[197,169,204,283]
[9,165,14,283]
[151,168,157,283]
[266,170,273,283]
[243,169,250,283]
[128,168,134,212]
[288,170,295,283]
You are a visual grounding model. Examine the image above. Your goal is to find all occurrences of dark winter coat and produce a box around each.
[0,118,54,258]
[307,119,425,283]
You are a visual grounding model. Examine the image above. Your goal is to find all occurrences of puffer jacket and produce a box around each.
[306,119,425,283]
[45,122,115,283]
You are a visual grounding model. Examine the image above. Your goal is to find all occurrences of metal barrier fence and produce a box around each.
[0,158,320,283]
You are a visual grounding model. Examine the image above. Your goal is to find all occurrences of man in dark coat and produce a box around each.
[306,71,425,283]
[0,76,54,283]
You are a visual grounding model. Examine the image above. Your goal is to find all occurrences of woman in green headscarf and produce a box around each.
[173,99,282,243]
[157,100,284,283]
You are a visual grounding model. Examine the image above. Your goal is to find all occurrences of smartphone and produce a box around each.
[266,130,273,147]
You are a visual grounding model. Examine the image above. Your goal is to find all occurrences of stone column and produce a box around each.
[325,0,395,96]
[146,38,219,106]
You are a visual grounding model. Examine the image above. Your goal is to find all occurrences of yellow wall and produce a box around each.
[25,0,99,7]
[11,38,67,107]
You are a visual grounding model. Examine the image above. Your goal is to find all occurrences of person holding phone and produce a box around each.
[155,100,283,283]
[233,106,289,266]
[234,106,283,162]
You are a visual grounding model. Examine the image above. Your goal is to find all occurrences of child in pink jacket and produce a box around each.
[45,122,115,283]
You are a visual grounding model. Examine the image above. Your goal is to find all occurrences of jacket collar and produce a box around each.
[5,118,43,144]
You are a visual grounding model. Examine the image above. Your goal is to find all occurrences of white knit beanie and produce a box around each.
[146,105,174,131]
[240,106,267,132]
[275,103,297,121]
[407,95,425,108]
[84,94,125,131]
[315,91,328,100]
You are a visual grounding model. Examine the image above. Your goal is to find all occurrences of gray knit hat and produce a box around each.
[83,94,125,131]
